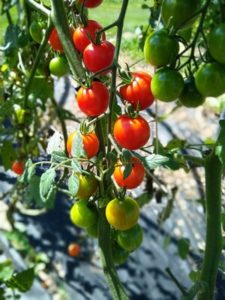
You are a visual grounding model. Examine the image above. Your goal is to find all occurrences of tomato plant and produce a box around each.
[49,56,69,77]
[11,160,25,175]
[112,243,129,265]
[29,21,44,43]
[208,23,225,64]
[70,200,97,228]
[179,80,205,108]
[67,243,81,257]
[117,224,143,252]
[76,174,98,200]
[48,28,64,52]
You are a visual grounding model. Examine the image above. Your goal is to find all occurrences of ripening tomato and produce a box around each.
[119,72,154,110]
[49,28,64,52]
[83,41,114,74]
[113,114,150,150]
[179,80,205,108]
[67,131,99,158]
[49,56,69,77]
[76,174,98,200]
[106,197,140,231]
[11,160,25,175]
[67,243,81,257]
[73,20,106,53]
[117,224,143,252]
[70,201,97,228]
[113,157,145,189]
[79,0,103,8]
[208,23,225,64]
[112,243,129,265]
[77,81,109,116]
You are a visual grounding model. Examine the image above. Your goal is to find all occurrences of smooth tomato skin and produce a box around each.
[195,62,225,97]
[86,222,98,238]
[162,0,200,30]
[73,20,105,53]
[11,161,25,175]
[49,28,64,52]
[208,23,225,64]
[113,114,150,150]
[79,0,103,8]
[112,243,129,265]
[76,174,98,200]
[144,29,179,67]
[77,81,109,116]
[83,41,114,74]
[119,72,154,110]
[179,80,205,108]
[106,197,140,231]
[67,131,99,158]
[113,157,145,189]
[117,224,143,252]
[67,243,81,257]
[70,201,97,228]
[151,68,184,102]
[29,21,43,43]
[49,56,69,77]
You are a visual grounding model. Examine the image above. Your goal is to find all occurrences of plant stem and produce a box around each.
[198,153,222,300]
[26,0,50,16]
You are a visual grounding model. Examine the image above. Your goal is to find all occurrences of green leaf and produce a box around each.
[30,76,53,100]
[0,287,5,300]
[25,175,42,206]
[71,132,86,158]
[0,141,16,170]
[178,238,190,259]
[216,120,225,165]
[0,260,13,282]
[5,230,31,252]
[19,159,35,184]
[6,268,35,292]
[157,198,174,224]
[189,270,201,282]
[144,154,170,169]
[222,213,225,231]
[166,138,186,151]
[71,159,82,172]
[123,162,132,180]
[135,192,153,208]
[51,151,67,163]
[68,175,79,196]
[40,169,56,202]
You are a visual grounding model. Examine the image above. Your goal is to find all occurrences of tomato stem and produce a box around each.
[26,0,50,16]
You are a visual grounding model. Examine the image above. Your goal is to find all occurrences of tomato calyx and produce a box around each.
[118,66,132,85]
[80,120,95,135]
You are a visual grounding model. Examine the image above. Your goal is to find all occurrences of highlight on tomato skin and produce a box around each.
[11,160,25,175]
[113,157,145,189]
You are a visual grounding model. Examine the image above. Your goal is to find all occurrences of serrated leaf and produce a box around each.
[68,175,79,196]
[71,159,82,172]
[40,169,56,202]
[6,268,34,292]
[144,154,170,169]
[51,151,67,163]
[158,198,174,224]
[178,238,190,259]
[0,260,13,282]
[19,159,35,184]
[71,132,86,158]
[135,192,153,208]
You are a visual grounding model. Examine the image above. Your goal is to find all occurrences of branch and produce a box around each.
[25,0,50,16]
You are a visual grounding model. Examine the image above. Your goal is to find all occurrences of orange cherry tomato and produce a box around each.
[67,243,81,257]
[11,160,25,175]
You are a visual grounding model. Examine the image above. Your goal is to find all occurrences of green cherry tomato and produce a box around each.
[86,222,98,238]
[70,201,97,228]
[195,62,225,97]
[29,21,44,43]
[208,23,225,64]
[144,29,179,67]
[49,56,69,77]
[117,224,143,252]
[112,243,129,265]
[179,80,205,108]
[76,174,98,200]
[151,68,184,102]
[162,0,200,31]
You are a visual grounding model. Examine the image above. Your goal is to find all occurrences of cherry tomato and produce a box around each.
[67,243,81,257]
[79,0,103,8]
[83,41,114,74]
[144,29,179,67]
[151,68,184,102]
[49,28,63,52]
[86,222,98,238]
[106,196,140,231]
[208,23,225,64]
[11,160,25,175]
[76,174,98,200]
[29,21,43,43]
[73,20,106,53]
[67,131,99,158]
[179,80,205,108]
[70,201,97,228]
[77,81,109,116]
[119,72,154,110]
[112,243,129,265]
[49,56,69,77]
[162,0,200,30]
[195,62,225,97]
[113,114,150,150]
[117,224,143,252]
[113,157,145,189]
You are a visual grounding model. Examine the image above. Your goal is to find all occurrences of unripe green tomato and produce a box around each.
[208,23,225,64]
[76,174,98,200]
[49,56,69,77]
[179,80,205,108]
[144,29,179,67]
[70,201,97,228]
[117,224,143,252]
[86,222,98,238]
[29,21,44,43]
[112,243,129,265]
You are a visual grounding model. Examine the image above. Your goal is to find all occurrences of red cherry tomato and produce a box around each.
[113,157,145,189]
[120,72,154,110]
[11,160,25,175]
[49,28,64,52]
[113,114,150,150]
[67,243,81,257]
[77,81,109,116]
[73,20,106,53]
[67,131,99,158]
[79,0,103,8]
[83,41,114,74]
